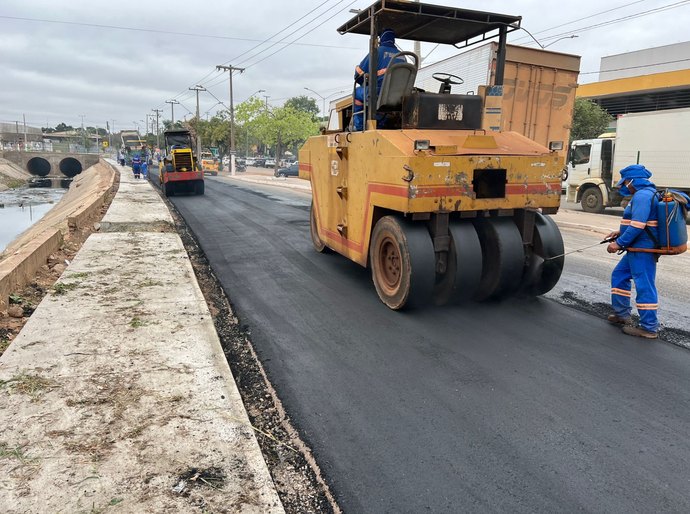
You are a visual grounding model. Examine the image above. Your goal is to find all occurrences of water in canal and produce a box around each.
[0,187,66,253]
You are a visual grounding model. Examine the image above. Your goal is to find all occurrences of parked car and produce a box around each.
[274,162,299,178]
[265,158,276,168]
[245,158,256,166]
[254,158,266,167]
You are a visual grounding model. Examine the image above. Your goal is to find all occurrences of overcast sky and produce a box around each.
[1,0,689,131]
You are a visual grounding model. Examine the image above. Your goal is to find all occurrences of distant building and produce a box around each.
[578,41,690,117]
[0,122,42,147]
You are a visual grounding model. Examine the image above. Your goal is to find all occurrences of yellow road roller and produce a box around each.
[300,0,573,310]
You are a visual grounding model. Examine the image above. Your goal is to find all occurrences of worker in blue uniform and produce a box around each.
[352,29,404,131]
[605,164,659,339]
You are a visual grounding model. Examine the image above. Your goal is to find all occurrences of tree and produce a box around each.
[285,95,320,119]
[54,122,74,132]
[570,98,612,142]
[162,119,184,131]
[194,113,233,169]
[236,98,319,167]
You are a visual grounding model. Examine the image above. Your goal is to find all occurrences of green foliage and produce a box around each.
[162,119,185,131]
[195,113,232,156]
[54,122,74,132]
[236,98,319,158]
[285,95,320,119]
[570,98,613,142]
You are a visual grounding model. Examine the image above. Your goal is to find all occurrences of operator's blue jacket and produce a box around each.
[616,185,659,250]
[354,30,403,90]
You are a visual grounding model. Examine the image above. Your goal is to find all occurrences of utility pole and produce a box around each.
[263,95,270,111]
[189,85,206,158]
[15,121,20,151]
[166,99,180,124]
[23,114,28,150]
[152,109,162,151]
[79,114,86,151]
[216,64,245,175]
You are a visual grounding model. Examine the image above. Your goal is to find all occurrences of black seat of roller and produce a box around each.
[377,51,419,112]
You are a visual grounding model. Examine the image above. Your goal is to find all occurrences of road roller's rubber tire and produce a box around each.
[164,182,174,197]
[521,213,565,296]
[310,201,331,253]
[433,221,483,305]
[472,217,525,301]
[370,216,435,310]
[195,180,205,195]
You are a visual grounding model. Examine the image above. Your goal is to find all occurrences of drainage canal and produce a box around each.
[59,157,83,177]
[27,157,51,176]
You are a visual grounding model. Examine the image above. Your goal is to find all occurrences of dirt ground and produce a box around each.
[0,176,340,513]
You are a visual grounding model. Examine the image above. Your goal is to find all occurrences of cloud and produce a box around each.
[1,0,689,128]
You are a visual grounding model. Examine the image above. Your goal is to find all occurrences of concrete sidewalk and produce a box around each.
[0,161,284,512]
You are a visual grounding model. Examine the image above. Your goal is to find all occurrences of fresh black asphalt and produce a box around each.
[157,175,690,513]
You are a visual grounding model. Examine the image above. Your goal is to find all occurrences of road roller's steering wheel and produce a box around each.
[432,72,464,94]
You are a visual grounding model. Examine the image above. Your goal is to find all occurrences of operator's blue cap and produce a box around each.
[379,28,395,45]
[616,164,652,186]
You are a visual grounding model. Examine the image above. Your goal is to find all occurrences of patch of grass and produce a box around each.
[129,317,147,328]
[68,272,90,279]
[137,279,163,288]
[6,179,26,189]
[0,442,28,461]
[0,338,10,355]
[0,372,57,400]
[8,293,24,304]
[52,282,80,295]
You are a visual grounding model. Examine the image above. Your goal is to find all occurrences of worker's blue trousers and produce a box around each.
[611,251,659,332]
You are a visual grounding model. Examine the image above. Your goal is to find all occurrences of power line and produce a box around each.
[201,0,355,92]
[157,0,348,109]
[530,0,690,44]
[242,0,358,72]
[0,14,355,50]
[224,0,334,68]
[511,0,648,44]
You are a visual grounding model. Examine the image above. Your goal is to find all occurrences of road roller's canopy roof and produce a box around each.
[337,0,521,48]
[164,129,193,149]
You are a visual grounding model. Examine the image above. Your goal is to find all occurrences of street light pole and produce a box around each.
[166,99,180,124]
[189,85,206,158]
[304,87,326,120]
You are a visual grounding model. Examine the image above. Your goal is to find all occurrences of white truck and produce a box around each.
[566,107,690,212]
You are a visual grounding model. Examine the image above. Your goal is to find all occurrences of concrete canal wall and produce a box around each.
[0,159,117,311]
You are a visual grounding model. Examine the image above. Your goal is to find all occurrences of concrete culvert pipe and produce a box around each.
[27,157,51,176]
[59,157,82,177]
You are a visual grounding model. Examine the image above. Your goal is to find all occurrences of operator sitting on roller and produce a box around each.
[605,164,660,339]
[352,28,404,131]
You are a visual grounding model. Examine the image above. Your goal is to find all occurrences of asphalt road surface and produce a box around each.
[154,174,690,513]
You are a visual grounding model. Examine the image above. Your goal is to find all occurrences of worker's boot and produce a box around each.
[607,314,631,326]
[622,325,658,339]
